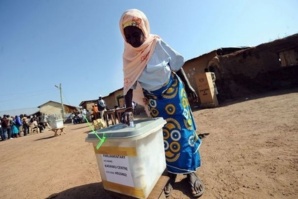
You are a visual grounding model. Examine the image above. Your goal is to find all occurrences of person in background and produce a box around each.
[6,115,12,139]
[70,112,75,124]
[92,104,99,121]
[37,115,46,131]
[29,115,35,123]
[2,115,9,140]
[11,116,19,138]
[81,108,87,123]
[22,115,30,136]
[77,112,83,123]
[31,119,41,133]
[72,112,80,124]
[36,116,45,132]
[97,96,106,119]
[86,109,92,123]
[14,115,23,137]
[119,9,204,197]
[0,116,4,141]
[42,114,50,129]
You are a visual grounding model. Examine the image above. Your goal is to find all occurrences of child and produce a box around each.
[119,9,204,197]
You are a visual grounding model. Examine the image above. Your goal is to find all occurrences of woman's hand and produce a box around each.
[121,110,134,125]
[185,84,199,102]
[176,69,199,102]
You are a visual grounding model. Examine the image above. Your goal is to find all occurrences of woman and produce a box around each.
[119,9,204,197]
[11,116,19,138]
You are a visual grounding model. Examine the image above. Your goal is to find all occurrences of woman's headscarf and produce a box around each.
[119,9,159,109]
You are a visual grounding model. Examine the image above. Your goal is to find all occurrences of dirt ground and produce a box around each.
[0,88,297,199]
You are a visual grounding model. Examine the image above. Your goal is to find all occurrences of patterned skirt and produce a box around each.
[143,73,201,174]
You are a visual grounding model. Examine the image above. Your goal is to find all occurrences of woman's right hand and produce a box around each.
[121,110,134,125]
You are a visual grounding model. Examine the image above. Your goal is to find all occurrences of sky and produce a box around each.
[0,0,297,116]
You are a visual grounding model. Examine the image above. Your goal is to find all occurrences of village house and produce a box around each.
[38,100,78,120]
[183,33,298,106]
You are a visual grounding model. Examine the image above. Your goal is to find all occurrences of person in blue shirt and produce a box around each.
[14,115,23,137]
[119,9,204,197]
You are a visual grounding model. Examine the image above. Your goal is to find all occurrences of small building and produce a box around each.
[38,100,78,120]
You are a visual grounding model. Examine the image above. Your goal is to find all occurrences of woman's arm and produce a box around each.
[125,89,133,110]
[176,68,198,102]
[121,89,134,124]
[159,40,198,102]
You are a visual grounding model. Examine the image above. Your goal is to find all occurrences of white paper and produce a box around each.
[101,154,134,187]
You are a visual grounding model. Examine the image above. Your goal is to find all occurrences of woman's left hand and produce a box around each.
[176,69,199,102]
[185,84,199,102]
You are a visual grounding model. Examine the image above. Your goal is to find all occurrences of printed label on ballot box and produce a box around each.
[101,154,134,187]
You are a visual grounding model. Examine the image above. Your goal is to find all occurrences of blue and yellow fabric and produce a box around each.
[143,73,201,174]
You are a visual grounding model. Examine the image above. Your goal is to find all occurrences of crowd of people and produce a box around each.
[70,109,92,124]
[0,114,49,141]
[1,96,135,141]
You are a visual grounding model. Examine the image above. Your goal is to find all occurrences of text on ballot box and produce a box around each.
[102,154,134,187]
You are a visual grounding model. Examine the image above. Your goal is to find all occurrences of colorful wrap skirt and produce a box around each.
[143,73,201,174]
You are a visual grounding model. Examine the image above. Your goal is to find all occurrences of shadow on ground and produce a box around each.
[45,179,199,199]
[69,125,90,131]
[34,135,58,141]
[46,182,114,199]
